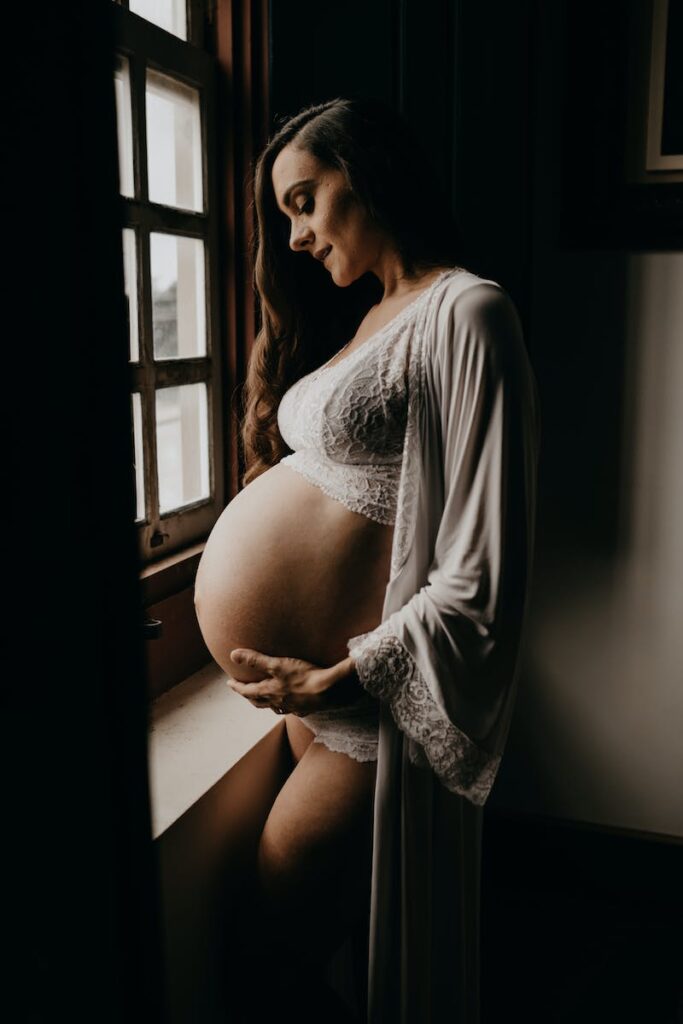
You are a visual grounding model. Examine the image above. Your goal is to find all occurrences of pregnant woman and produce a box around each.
[194,97,540,1023]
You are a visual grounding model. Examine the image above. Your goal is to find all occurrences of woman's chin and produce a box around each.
[331,263,357,288]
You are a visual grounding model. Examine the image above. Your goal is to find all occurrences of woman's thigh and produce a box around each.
[285,713,317,765]
[256,735,376,964]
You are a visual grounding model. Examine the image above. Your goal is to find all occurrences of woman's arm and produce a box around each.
[344,282,540,805]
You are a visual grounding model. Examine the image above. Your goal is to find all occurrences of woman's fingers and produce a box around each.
[228,678,279,703]
[226,649,326,714]
[228,649,286,707]
[228,647,284,704]
[230,648,279,675]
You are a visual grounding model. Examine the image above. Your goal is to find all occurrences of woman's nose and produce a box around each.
[289,222,313,252]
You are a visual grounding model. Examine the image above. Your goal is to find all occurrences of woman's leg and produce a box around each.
[244,734,376,1021]
[285,713,317,765]
[257,737,375,958]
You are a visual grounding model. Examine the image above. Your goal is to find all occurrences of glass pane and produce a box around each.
[150,232,206,358]
[132,392,145,521]
[146,69,202,211]
[122,228,139,361]
[129,0,187,41]
[156,383,210,513]
[114,54,134,197]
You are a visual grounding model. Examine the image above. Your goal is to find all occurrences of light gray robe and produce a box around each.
[346,267,541,1022]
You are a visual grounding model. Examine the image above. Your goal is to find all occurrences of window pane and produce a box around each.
[114,54,134,197]
[129,0,187,41]
[150,232,206,358]
[123,228,140,361]
[156,383,210,513]
[132,392,145,521]
[146,69,203,212]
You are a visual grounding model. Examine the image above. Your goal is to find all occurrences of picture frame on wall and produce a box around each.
[625,0,682,184]
[559,0,682,250]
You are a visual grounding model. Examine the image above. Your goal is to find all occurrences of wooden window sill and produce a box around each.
[148,659,280,839]
[140,541,215,699]
[139,540,207,608]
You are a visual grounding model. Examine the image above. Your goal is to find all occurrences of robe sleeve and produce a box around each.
[346,282,540,806]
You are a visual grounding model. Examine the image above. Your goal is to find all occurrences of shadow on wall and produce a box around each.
[531,251,633,559]
[491,251,683,839]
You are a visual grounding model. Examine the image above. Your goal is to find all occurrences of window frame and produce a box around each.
[113,0,270,696]
[113,1,226,567]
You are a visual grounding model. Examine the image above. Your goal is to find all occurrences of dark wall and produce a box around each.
[5,3,165,1019]
[268,0,534,331]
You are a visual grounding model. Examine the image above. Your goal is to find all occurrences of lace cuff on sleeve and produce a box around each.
[347,624,501,806]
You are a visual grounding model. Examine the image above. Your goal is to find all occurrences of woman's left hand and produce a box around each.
[226,648,333,716]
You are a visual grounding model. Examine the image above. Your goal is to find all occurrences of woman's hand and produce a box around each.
[226,648,336,717]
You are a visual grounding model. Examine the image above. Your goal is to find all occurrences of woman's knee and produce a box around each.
[255,798,334,915]
[254,744,375,916]
[255,823,306,913]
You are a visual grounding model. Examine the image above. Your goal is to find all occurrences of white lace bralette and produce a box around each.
[276,279,446,526]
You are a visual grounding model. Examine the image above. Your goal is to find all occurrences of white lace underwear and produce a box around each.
[299,689,380,762]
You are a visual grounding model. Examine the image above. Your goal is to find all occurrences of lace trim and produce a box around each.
[278,453,398,525]
[310,733,378,762]
[301,695,379,763]
[347,624,501,805]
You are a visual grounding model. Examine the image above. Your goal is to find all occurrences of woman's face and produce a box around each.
[271,143,387,287]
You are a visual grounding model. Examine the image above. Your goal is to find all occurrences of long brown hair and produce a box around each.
[239,96,465,487]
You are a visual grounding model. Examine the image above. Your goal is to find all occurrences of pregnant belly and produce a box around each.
[193,464,394,683]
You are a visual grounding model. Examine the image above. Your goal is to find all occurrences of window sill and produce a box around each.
[141,542,213,700]
[147,659,280,839]
[139,540,206,607]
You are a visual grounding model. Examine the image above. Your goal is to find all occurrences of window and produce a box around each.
[112,0,269,696]
[112,0,226,566]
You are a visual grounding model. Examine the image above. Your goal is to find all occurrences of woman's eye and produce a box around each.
[296,197,313,215]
